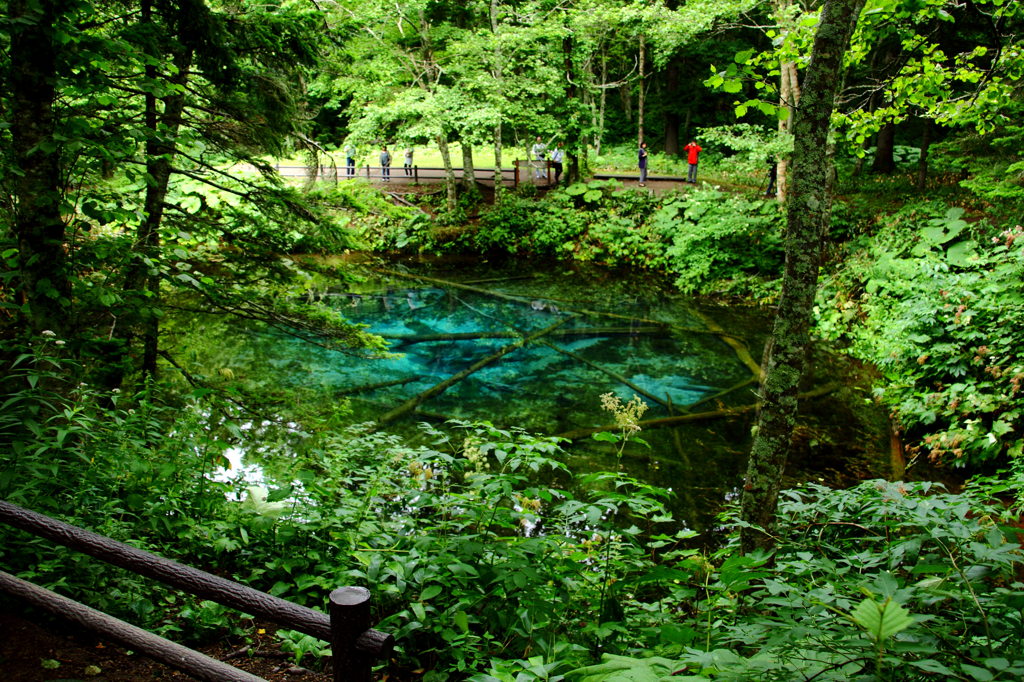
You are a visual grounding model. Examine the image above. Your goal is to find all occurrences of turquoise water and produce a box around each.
[172,259,775,531]
[291,266,759,433]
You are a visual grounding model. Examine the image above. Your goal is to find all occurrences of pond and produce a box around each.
[170,256,890,533]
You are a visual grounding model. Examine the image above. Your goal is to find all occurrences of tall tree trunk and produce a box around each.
[917,118,931,190]
[776,61,800,201]
[872,120,896,174]
[638,33,646,145]
[461,144,476,188]
[437,133,457,214]
[10,0,70,336]
[774,0,801,202]
[490,0,505,199]
[489,122,501,195]
[596,48,609,156]
[619,84,633,123]
[138,47,192,374]
[740,0,865,555]
[127,0,192,376]
[563,34,582,184]
[663,60,681,156]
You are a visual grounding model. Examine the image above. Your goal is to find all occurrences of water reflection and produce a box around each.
[175,260,774,532]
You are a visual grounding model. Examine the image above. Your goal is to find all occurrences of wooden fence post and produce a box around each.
[330,586,372,682]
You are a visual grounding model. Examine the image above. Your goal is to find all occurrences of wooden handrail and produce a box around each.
[0,499,394,681]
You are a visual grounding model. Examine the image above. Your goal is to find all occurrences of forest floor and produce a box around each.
[0,609,337,682]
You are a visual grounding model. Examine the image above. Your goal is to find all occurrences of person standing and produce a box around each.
[531,136,547,180]
[380,145,391,181]
[404,147,414,176]
[764,156,778,196]
[551,142,565,185]
[683,140,702,183]
[638,141,649,186]
[344,142,356,177]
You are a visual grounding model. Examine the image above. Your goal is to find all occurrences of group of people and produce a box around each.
[638,139,702,186]
[341,136,709,188]
[530,136,565,184]
[343,143,414,180]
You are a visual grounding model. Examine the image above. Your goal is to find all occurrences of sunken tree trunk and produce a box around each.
[740,0,865,555]
[10,0,70,336]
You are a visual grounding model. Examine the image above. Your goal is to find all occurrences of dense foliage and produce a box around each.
[3,0,1024,679]
[2,351,1021,679]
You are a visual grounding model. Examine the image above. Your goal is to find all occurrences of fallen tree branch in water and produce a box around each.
[336,375,422,396]
[378,316,575,425]
[684,304,762,378]
[370,267,743,340]
[556,383,839,440]
[380,326,666,346]
[538,339,671,410]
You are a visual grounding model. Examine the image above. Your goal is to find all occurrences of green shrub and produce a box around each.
[817,203,1024,474]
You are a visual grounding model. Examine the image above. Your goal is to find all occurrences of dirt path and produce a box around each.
[0,609,333,682]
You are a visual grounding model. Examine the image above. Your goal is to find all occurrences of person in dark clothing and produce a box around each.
[638,142,648,186]
[380,146,391,181]
[551,142,565,184]
[764,156,778,196]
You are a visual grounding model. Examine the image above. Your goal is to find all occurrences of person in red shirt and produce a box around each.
[683,140,702,183]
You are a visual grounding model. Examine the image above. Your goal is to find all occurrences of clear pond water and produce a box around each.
[173,258,797,532]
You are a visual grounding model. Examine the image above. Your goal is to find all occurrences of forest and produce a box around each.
[2,0,1024,679]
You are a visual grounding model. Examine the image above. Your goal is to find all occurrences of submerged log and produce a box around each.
[377,316,574,425]
[371,268,743,340]
[685,305,762,378]
[380,326,666,346]
[336,376,422,396]
[556,383,838,440]
[538,339,671,409]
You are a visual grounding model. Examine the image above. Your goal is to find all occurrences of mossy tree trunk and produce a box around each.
[10,0,70,336]
[740,0,865,555]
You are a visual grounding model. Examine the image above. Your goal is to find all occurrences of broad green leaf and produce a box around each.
[850,596,915,643]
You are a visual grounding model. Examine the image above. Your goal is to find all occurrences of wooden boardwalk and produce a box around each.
[272,164,691,191]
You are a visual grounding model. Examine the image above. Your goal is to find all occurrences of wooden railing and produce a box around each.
[0,500,393,682]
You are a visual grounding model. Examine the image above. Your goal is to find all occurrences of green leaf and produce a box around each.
[592,432,620,443]
[850,596,915,643]
[420,584,442,601]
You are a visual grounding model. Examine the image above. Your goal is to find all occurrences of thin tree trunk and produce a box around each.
[461,144,476,188]
[563,34,582,184]
[663,60,681,156]
[638,33,646,145]
[135,19,193,375]
[10,0,70,335]
[436,133,457,214]
[619,83,633,123]
[596,48,608,155]
[917,118,931,189]
[776,61,799,201]
[490,0,505,198]
[740,0,865,555]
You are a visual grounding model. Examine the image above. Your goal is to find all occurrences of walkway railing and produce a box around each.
[0,499,393,682]
[275,162,544,187]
